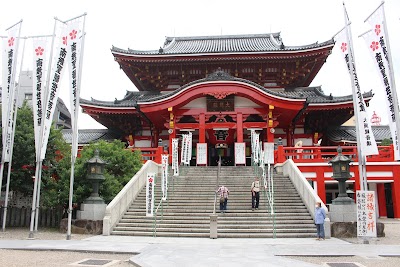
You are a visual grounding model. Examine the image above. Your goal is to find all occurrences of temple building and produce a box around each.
[79,33,400,219]
[81,33,372,165]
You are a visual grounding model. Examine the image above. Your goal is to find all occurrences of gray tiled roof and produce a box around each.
[327,126,391,143]
[282,87,373,104]
[80,71,371,108]
[111,33,334,55]
[80,91,165,107]
[62,129,120,144]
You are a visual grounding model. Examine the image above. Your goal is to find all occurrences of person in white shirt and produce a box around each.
[251,177,260,211]
[217,185,229,213]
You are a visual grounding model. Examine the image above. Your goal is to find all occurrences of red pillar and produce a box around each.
[168,108,176,164]
[377,183,387,217]
[154,131,159,148]
[199,113,206,143]
[267,105,274,142]
[267,127,274,143]
[316,168,326,203]
[392,165,400,218]
[237,113,243,143]
[168,130,176,165]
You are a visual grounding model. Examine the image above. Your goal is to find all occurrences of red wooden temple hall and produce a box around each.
[81,33,371,165]
[79,32,400,219]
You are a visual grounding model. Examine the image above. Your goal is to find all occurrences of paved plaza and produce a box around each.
[0,219,399,267]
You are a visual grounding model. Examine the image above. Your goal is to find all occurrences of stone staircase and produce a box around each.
[111,166,316,238]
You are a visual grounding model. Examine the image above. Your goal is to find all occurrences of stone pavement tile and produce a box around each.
[129,243,322,267]
[0,239,147,254]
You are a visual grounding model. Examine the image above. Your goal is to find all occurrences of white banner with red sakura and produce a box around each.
[146,172,155,217]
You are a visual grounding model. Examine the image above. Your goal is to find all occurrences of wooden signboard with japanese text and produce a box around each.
[196,143,207,165]
[235,142,246,165]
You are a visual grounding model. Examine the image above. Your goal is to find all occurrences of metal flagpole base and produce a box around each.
[28,231,35,239]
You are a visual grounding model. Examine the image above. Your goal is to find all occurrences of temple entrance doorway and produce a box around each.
[209,144,234,166]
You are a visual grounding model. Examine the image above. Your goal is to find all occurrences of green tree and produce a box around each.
[0,101,70,200]
[53,140,143,205]
[1,102,143,208]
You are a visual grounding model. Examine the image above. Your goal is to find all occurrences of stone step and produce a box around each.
[118,219,313,225]
[144,195,298,200]
[113,226,315,234]
[126,207,309,213]
[111,231,315,238]
[111,166,313,238]
[128,204,307,212]
[116,222,316,229]
[122,213,311,220]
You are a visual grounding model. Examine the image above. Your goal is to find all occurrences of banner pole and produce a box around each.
[2,35,26,232]
[343,4,367,190]
[381,2,400,160]
[67,14,87,240]
[29,18,57,238]
[28,161,41,239]
[34,169,42,232]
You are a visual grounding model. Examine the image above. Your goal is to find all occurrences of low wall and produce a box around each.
[331,222,385,238]
[102,160,161,235]
[0,206,63,228]
[60,218,103,234]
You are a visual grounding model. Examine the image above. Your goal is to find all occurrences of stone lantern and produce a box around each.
[329,146,353,205]
[77,149,107,221]
[85,149,107,204]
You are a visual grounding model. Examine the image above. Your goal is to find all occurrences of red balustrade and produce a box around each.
[129,146,164,164]
[274,145,394,164]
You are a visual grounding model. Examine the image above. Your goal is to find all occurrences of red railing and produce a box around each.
[128,146,164,164]
[275,145,394,164]
[131,145,394,165]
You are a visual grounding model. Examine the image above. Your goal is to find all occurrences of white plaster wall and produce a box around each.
[294,138,312,146]
[135,140,151,147]
[182,97,206,108]
[141,130,152,136]
[294,128,305,134]
[234,96,261,108]
[274,128,285,134]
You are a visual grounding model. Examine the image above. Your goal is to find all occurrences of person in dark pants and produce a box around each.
[315,201,326,240]
[251,177,260,211]
[217,185,229,213]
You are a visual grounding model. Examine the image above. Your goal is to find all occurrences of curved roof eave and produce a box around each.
[111,43,334,58]
[80,102,137,112]
[139,80,306,106]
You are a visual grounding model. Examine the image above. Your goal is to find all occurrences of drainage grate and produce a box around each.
[79,259,112,266]
[70,259,120,267]
[326,263,364,267]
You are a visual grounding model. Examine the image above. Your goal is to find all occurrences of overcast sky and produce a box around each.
[1,0,399,129]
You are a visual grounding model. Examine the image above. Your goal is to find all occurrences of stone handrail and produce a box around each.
[103,160,161,235]
[281,159,328,218]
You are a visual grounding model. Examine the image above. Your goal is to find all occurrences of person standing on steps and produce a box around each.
[315,201,326,240]
[217,185,229,213]
[251,177,260,211]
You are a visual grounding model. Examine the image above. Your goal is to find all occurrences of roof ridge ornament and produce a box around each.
[206,68,235,81]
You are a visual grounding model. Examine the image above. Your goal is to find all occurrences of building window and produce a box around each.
[25,93,33,100]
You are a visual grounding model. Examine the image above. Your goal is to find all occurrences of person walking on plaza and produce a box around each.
[217,185,229,213]
[315,201,326,240]
[251,177,261,211]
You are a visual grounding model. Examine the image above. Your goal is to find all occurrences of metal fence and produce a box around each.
[0,206,64,228]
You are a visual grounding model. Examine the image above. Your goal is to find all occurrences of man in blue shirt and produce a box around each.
[315,201,326,240]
